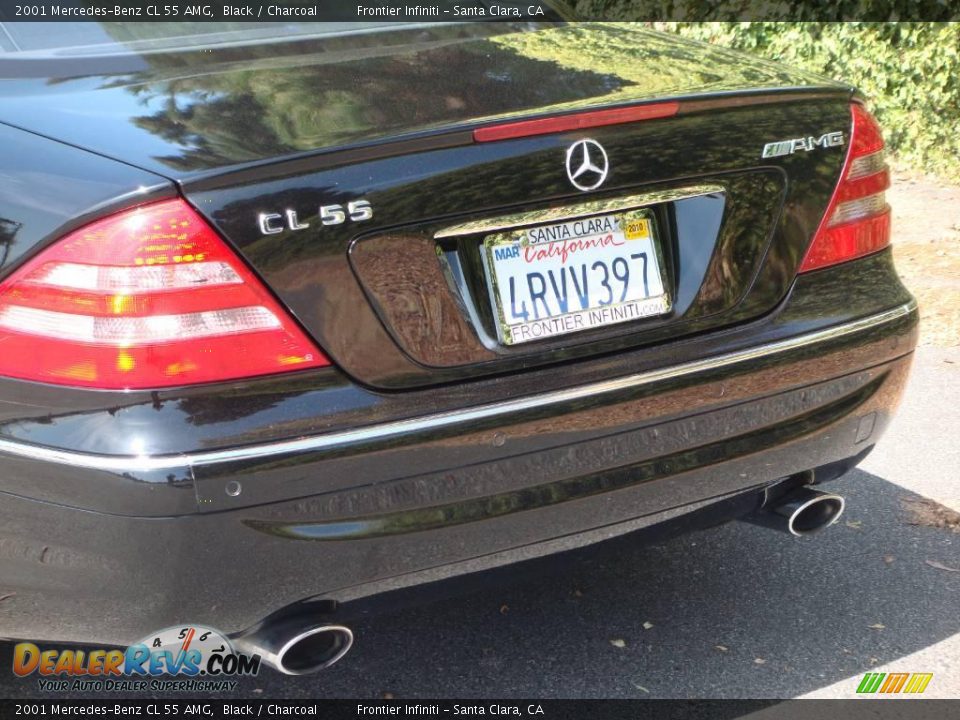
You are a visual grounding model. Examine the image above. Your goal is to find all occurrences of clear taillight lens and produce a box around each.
[799,103,891,273]
[0,199,329,389]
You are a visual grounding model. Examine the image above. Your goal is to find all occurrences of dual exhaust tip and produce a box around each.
[234,482,844,675]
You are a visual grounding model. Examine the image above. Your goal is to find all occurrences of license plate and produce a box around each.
[481,210,671,345]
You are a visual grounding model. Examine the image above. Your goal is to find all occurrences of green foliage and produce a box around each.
[651,22,960,180]
[573,1,960,22]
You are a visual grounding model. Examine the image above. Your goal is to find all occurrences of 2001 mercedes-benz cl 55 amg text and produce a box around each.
[0,21,917,673]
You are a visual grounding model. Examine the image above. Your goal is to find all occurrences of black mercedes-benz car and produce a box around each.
[0,21,916,674]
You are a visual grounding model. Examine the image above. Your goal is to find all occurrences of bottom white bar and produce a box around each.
[506,294,670,345]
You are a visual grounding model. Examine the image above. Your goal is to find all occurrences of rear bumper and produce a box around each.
[0,288,917,645]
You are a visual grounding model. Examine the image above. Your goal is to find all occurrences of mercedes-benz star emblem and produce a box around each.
[565,139,609,191]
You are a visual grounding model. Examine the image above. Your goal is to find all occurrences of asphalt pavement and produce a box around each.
[2,347,958,700]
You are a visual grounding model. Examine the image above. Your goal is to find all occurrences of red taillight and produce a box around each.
[799,104,891,273]
[0,199,329,389]
[472,102,680,142]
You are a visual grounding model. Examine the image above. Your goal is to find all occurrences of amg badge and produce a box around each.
[762,131,845,159]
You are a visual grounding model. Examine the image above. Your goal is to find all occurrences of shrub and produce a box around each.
[656,23,960,179]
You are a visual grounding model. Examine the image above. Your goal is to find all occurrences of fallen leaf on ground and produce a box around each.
[883,555,895,564]
[715,645,729,652]
[610,638,626,648]
[754,658,766,665]
[642,621,654,630]
[868,623,886,630]
[845,520,863,529]
[925,559,960,572]
[499,604,509,615]
[382,692,395,700]
[631,681,649,693]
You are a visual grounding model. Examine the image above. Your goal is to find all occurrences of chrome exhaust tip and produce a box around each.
[782,489,845,536]
[235,621,353,675]
[745,485,845,536]
[273,624,354,675]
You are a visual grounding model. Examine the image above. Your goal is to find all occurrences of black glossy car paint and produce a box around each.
[0,124,175,273]
[0,23,917,646]
[0,24,846,179]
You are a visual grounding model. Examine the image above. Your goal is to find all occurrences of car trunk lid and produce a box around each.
[184,92,852,388]
[0,23,845,179]
[0,23,854,389]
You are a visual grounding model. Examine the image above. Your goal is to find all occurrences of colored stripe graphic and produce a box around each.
[856,673,885,693]
[903,673,933,694]
[857,672,933,694]
[855,673,874,693]
[880,673,909,693]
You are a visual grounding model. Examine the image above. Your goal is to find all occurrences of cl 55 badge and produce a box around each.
[258,200,373,235]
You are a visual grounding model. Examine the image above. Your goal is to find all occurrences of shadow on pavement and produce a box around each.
[2,468,958,699]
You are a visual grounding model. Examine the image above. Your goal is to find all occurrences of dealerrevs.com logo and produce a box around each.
[13,625,260,693]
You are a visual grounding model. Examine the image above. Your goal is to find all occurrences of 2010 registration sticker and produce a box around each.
[482,210,671,345]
